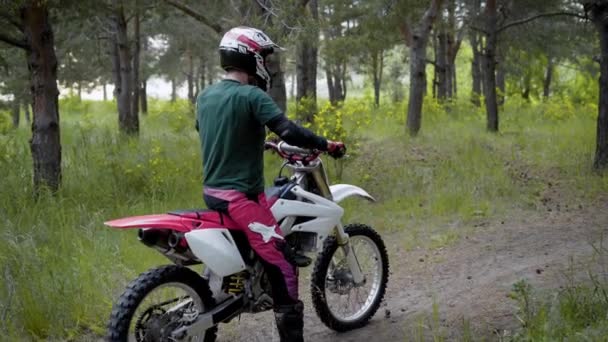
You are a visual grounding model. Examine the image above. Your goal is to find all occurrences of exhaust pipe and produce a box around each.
[138,228,199,264]
[138,228,171,252]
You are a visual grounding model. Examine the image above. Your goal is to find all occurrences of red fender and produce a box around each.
[104,211,241,232]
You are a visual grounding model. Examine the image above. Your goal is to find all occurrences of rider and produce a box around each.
[196,27,345,341]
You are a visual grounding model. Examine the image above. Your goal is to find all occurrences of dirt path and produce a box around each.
[217,202,608,341]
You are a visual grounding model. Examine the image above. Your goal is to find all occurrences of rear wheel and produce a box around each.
[107,265,217,342]
[311,224,389,332]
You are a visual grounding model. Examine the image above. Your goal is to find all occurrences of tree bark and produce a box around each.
[290,72,295,99]
[296,0,318,122]
[483,0,499,132]
[470,32,483,106]
[22,2,62,193]
[11,98,20,128]
[403,0,443,136]
[436,31,449,101]
[102,82,108,101]
[113,0,137,135]
[326,63,346,106]
[199,57,206,93]
[372,50,383,107]
[207,65,214,86]
[543,56,554,99]
[446,0,455,99]
[23,100,31,123]
[111,40,121,100]
[140,80,148,114]
[187,50,195,104]
[267,51,287,112]
[194,70,199,97]
[132,6,141,116]
[469,0,482,106]
[326,66,336,104]
[588,2,608,170]
[171,77,177,102]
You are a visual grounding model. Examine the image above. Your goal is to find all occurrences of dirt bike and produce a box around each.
[105,141,389,341]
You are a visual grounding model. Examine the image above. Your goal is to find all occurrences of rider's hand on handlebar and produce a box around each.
[327,141,346,159]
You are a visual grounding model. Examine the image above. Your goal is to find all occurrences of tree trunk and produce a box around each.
[76,82,82,101]
[469,0,482,106]
[11,98,20,128]
[483,0,499,132]
[326,67,336,105]
[194,74,199,98]
[253,0,287,111]
[326,63,346,106]
[543,57,554,99]
[337,62,347,101]
[24,100,31,123]
[132,7,141,116]
[432,34,437,99]
[290,72,295,99]
[111,40,121,99]
[295,0,318,122]
[102,82,108,101]
[436,31,449,101]
[404,0,442,136]
[171,77,177,102]
[199,57,206,93]
[267,51,287,112]
[471,34,483,106]
[187,51,195,104]
[140,79,148,114]
[446,0,456,99]
[207,66,214,86]
[372,50,383,107]
[589,3,608,170]
[408,40,428,135]
[113,0,137,135]
[22,2,62,193]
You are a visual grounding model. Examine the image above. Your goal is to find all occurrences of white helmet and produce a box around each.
[219,26,281,91]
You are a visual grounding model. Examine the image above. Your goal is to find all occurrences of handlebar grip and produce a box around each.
[278,141,313,155]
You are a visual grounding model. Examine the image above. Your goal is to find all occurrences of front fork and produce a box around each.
[334,224,365,285]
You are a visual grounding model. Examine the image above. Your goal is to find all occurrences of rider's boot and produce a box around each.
[274,301,304,342]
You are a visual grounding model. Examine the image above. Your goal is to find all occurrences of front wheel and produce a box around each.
[107,265,217,342]
[311,224,389,332]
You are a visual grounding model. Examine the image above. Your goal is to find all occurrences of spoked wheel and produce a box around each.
[107,265,217,342]
[311,224,389,332]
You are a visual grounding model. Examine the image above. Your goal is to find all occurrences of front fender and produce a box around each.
[330,184,375,203]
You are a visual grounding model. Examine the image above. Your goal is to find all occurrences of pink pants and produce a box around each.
[203,187,298,305]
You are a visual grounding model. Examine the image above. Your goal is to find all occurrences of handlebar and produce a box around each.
[264,141,321,164]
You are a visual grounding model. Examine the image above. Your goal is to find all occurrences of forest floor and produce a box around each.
[216,191,608,341]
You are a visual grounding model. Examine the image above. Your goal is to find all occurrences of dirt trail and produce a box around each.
[218,203,608,341]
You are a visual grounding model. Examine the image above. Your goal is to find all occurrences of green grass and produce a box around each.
[509,275,608,341]
[0,95,606,340]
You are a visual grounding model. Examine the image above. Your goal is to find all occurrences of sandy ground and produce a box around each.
[215,199,608,342]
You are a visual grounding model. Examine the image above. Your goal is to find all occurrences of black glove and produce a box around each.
[327,141,346,159]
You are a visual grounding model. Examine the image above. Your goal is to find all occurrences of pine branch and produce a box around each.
[163,0,222,34]
[0,31,29,50]
[497,11,587,34]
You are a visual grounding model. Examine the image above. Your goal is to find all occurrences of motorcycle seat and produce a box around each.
[168,209,212,220]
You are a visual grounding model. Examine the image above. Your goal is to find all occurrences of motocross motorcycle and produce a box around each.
[105,141,389,341]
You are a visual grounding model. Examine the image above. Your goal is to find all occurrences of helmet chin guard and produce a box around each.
[219,27,282,92]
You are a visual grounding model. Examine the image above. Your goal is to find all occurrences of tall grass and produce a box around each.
[0,95,605,339]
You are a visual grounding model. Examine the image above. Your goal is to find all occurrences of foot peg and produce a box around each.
[293,252,312,267]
